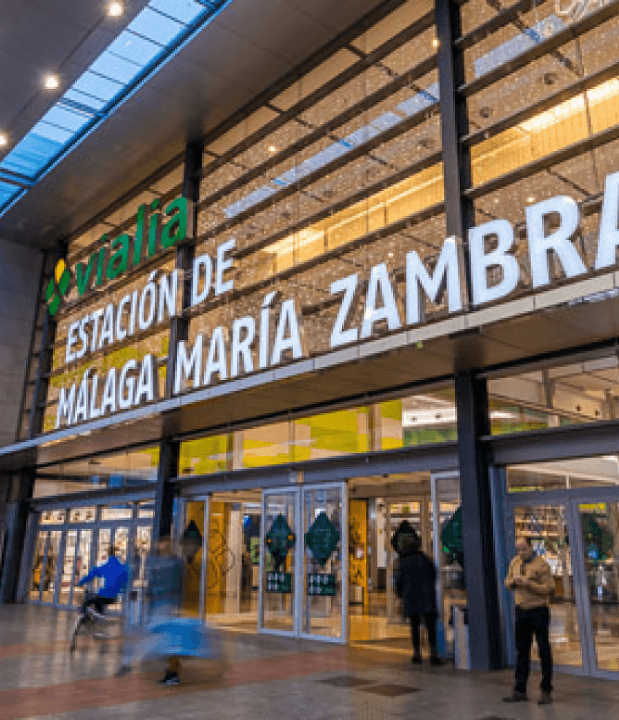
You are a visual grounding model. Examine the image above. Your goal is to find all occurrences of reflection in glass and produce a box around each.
[30,531,48,600]
[133,525,152,589]
[507,457,619,493]
[59,531,77,605]
[41,531,61,603]
[206,493,261,630]
[514,504,582,668]
[69,507,96,523]
[72,530,92,606]
[262,492,297,633]
[578,502,619,671]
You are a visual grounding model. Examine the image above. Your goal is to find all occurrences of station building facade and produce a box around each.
[3,0,619,677]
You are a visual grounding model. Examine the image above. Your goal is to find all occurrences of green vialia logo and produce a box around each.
[46,259,71,316]
[44,196,191,317]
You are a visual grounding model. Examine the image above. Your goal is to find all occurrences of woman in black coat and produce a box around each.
[396,534,442,666]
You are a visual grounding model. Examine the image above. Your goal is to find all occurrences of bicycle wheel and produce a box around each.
[70,613,97,656]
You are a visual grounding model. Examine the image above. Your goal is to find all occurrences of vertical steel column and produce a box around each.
[435,0,474,293]
[0,470,35,602]
[436,0,502,670]
[153,439,179,543]
[156,142,203,543]
[165,141,202,399]
[455,372,502,670]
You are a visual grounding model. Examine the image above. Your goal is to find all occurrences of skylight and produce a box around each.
[0,0,231,216]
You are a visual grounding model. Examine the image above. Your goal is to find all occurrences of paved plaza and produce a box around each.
[0,605,618,719]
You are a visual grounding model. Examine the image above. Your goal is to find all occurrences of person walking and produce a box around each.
[396,533,442,666]
[504,537,555,705]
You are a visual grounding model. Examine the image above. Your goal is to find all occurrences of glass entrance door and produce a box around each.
[511,502,584,670]
[576,500,619,674]
[506,490,619,678]
[257,483,347,641]
[259,489,300,636]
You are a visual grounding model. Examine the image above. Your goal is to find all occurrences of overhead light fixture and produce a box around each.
[108,1,123,16]
[0,133,7,147]
[268,145,277,153]
[527,196,536,203]
[432,38,439,49]
[43,74,59,90]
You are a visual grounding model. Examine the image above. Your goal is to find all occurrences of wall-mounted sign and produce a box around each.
[46,197,192,316]
[266,571,292,594]
[53,169,619,432]
[307,573,336,597]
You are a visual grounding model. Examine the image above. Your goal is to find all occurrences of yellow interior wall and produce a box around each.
[349,499,368,611]
[206,501,228,614]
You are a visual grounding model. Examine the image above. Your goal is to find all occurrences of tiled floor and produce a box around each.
[1,604,619,719]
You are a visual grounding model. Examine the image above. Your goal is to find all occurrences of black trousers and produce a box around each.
[514,606,553,694]
[410,612,438,657]
[81,595,115,615]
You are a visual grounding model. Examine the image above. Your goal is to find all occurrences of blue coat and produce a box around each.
[396,550,437,617]
[79,556,129,598]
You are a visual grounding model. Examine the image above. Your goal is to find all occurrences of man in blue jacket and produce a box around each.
[78,547,129,617]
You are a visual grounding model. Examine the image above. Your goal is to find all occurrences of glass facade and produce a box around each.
[489,350,619,435]
[33,447,159,498]
[11,0,619,679]
[178,384,456,476]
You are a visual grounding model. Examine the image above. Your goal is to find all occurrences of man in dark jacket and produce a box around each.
[396,534,442,666]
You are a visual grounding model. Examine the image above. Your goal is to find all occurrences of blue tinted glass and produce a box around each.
[130,8,184,45]
[63,89,106,111]
[31,120,74,144]
[43,106,91,133]
[0,182,18,203]
[91,50,141,84]
[148,0,204,23]
[1,134,63,175]
[108,30,162,65]
[73,71,124,101]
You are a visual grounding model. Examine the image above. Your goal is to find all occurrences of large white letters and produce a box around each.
[406,237,464,323]
[526,196,586,288]
[469,220,519,305]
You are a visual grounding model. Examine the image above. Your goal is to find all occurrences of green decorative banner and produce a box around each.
[305,511,340,566]
[265,514,295,570]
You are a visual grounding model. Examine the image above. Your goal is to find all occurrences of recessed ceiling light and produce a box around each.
[268,145,277,153]
[108,1,123,16]
[0,133,7,147]
[527,196,535,203]
[432,38,439,49]
[43,74,59,90]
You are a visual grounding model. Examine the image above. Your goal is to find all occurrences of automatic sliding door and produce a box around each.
[575,501,619,673]
[260,490,300,635]
[302,484,346,641]
[512,503,583,669]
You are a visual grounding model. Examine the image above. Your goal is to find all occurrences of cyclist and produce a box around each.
[78,546,129,619]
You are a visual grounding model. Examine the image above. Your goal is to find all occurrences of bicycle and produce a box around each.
[69,588,118,657]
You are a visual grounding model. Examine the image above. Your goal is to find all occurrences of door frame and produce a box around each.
[299,481,348,644]
[502,485,619,679]
[258,486,303,639]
